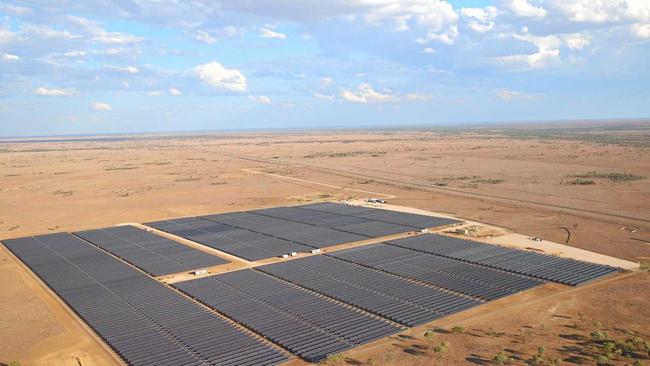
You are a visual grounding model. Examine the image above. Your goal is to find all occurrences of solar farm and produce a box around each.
[1,202,621,366]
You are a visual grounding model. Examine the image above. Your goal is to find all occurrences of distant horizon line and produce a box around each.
[1,117,649,140]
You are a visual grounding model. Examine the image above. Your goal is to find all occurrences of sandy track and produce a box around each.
[222,151,650,229]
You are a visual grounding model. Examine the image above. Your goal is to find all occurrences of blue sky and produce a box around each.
[0,0,649,136]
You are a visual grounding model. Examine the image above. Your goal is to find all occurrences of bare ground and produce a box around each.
[1,124,649,365]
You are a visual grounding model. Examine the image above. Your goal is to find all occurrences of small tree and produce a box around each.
[591,331,608,342]
[528,346,546,366]
[325,354,344,365]
[424,330,437,349]
[433,341,450,356]
[492,352,512,365]
[594,354,609,365]
[451,325,465,334]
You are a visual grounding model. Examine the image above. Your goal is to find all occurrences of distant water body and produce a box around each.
[0,137,134,144]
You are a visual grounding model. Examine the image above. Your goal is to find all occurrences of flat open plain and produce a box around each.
[1,122,649,365]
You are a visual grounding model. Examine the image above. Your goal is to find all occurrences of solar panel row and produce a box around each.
[252,206,369,228]
[201,212,368,248]
[251,206,417,237]
[146,217,312,261]
[299,202,460,229]
[174,269,401,362]
[330,243,543,300]
[388,234,619,286]
[257,255,481,327]
[2,233,288,366]
[74,225,228,276]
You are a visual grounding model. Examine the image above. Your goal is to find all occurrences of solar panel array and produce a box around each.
[145,203,459,262]
[330,243,543,300]
[2,202,620,365]
[388,234,619,286]
[257,256,481,327]
[2,233,288,366]
[201,212,368,248]
[146,217,313,261]
[299,202,460,229]
[251,206,417,237]
[174,269,401,362]
[74,226,228,276]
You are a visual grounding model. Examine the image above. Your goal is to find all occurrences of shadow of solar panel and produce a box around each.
[257,256,481,327]
[2,233,288,366]
[174,269,401,362]
[147,217,313,261]
[330,243,543,300]
[74,226,228,276]
[387,234,619,286]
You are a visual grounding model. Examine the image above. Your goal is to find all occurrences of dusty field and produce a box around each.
[1,123,649,365]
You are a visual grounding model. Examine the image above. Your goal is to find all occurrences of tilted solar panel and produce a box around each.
[330,243,543,300]
[387,234,619,286]
[175,269,401,362]
[2,233,289,366]
[257,255,481,327]
[74,225,228,276]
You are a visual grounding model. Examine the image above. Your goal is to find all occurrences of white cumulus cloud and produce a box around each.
[632,23,650,38]
[363,0,460,45]
[194,61,247,92]
[461,6,498,33]
[1,53,20,61]
[192,30,217,44]
[497,32,561,68]
[260,27,287,39]
[91,102,112,111]
[551,0,650,23]
[68,15,144,45]
[21,24,80,40]
[564,33,591,50]
[34,87,74,97]
[169,87,182,96]
[105,65,139,74]
[506,0,548,19]
[340,83,398,104]
[498,30,593,69]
